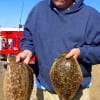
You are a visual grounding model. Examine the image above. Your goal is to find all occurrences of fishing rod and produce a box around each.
[19,0,24,28]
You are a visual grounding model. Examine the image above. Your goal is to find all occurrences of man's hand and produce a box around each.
[66,48,80,59]
[16,50,32,64]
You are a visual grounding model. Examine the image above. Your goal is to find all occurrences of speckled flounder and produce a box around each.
[3,55,34,100]
[49,52,83,100]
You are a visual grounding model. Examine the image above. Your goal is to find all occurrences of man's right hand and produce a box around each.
[16,50,32,64]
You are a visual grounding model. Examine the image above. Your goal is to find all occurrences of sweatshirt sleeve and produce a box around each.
[20,6,38,55]
[79,10,100,65]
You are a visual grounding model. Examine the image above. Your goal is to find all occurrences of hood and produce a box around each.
[48,0,84,14]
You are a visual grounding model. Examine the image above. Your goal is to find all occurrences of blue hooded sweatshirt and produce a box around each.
[21,0,100,92]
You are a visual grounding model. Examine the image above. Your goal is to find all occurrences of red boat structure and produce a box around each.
[0,27,23,56]
[0,27,35,63]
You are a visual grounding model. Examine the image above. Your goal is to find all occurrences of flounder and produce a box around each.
[50,52,83,100]
[3,55,34,100]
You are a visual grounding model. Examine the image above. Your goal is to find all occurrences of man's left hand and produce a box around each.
[66,48,80,59]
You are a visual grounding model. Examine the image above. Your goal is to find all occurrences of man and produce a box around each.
[16,0,100,99]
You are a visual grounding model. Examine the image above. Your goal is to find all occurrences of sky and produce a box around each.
[0,0,100,27]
